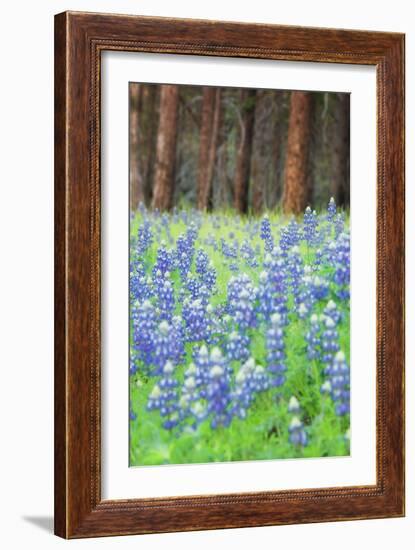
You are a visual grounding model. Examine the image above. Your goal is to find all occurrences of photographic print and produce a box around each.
[129,83,350,467]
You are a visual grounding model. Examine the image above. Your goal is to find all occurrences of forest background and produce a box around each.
[129,84,350,214]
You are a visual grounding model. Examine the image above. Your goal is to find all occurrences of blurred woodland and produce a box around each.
[129,83,350,215]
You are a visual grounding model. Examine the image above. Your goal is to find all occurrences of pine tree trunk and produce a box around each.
[216,105,229,209]
[270,91,288,209]
[152,85,180,210]
[197,87,216,209]
[129,83,143,211]
[142,85,158,206]
[330,93,350,207]
[251,90,272,214]
[282,91,313,215]
[234,89,256,213]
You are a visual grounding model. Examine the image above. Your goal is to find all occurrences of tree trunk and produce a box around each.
[142,85,158,206]
[330,93,350,207]
[234,89,256,213]
[269,91,288,209]
[152,85,180,210]
[197,87,215,209]
[282,91,313,215]
[198,88,222,210]
[129,83,143,211]
[251,90,272,214]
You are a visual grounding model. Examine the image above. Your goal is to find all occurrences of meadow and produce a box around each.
[129,199,350,466]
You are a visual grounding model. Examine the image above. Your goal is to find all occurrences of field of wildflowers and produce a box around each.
[129,199,350,466]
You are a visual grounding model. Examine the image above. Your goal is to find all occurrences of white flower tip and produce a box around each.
[288,396,300,412]
[236,370,246,384]
[255,365,265,375]
[159,320,170,334]
[186,362,196,375]
[335,350,346,362]
[184,376,196,389]
[321,380,332,393]
[199,344,208,356]
[150,385,161,399]
[325,317,335,328]
[210,347,223,361]
[244,357,256,370]
[290,417,302,429]
[271,312,282,325]
[210,365,224,378]
[163,360,174,374]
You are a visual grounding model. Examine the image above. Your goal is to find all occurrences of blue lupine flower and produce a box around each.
[221,238,238,260]
[226,274,257,330]
[152,242,174,276]
[205,347,232,428]
[132,299,157,369]
[280,219,301,252]
[193,344,210,398]
[226,331,251,362]
[258,250,289,323]
[311,275,329,301]
[321,316,340,365]
[327,197,336,222]
[286,246,304,307]
[289,417,308,446]
[324,299,342,325]
[186,274,202,301]
[231,358,269,419]
[321,351,350,416]
[260,215,274,252]
[240,240,259,268]
[287,396,307,446]
[156,278,175,321]
[266,313,287,387]
[201,264,217,292]
[137,219,153,255]
[334,213,345,237]
[195,249,209,275]
[303,206,318,246]
[305,314,321,360]
[130,263,153,303]
[333,232,350,300]
[150,319,184,375]
[147,360,180,429]
[176,228,197,279]
[182,297,210,342]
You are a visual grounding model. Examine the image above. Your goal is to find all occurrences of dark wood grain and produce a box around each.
[54,11,405,539]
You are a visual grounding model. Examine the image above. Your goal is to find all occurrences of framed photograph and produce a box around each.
[54,11,405,538]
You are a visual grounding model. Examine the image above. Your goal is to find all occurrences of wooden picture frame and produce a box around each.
[54,11,405,538]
